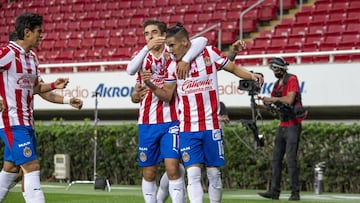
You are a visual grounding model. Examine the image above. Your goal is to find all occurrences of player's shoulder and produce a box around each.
[0,46,12,58]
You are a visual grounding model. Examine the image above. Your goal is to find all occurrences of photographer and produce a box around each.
[258,57,304,201]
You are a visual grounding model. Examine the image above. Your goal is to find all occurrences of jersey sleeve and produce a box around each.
[0,46,13,71]
[209,46,230,71]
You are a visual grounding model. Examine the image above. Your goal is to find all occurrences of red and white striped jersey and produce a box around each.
[135,48,178,124]
[0,41,40,128]
[166,46,230,132]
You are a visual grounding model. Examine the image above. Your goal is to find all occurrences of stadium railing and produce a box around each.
[39,49,360,74]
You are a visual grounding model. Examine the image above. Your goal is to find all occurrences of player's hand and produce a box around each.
[54,78,69,89]
[177,61,190,80]
[142,70,152,85]
[252,73,264,85]
[70,98,83,109]
[230,40,247,52]
[147,36,165,50]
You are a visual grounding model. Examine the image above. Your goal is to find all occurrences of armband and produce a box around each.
[50,82,56,90]
[63,97,71,104]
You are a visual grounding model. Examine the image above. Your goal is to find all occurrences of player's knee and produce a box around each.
[187,167,201,185]
[206,167,222,189]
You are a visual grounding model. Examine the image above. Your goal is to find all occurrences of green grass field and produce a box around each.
[4,182,360,203]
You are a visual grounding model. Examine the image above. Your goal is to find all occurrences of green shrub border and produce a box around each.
[1,120,359,193]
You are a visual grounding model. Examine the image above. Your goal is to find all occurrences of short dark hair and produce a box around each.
[15,12,43,40]
[166,22,189,40]
[9,30,18,41]
[143,20,167,34]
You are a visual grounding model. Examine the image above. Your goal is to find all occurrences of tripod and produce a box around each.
[240,93,264,149]
[66,92,111,192]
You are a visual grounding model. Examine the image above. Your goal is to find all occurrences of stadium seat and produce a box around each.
[241,19,257,33]
[326,23,345,34]
[216,2,231,11]
[48,5,61,14]
[92,20,105,30]
[270,36,287,47]
[40,40,55,51]
[73,49,88,60]
[258,5,277,21]
[67,39,82,49]
[287,35,304,47]
[274,25,291,36]
[57,50,74,61]
[143,0,156,8]
[305,33,323,46]
[291,23,308,35]
[68,21,80,31]
[60,5,72,13]
[221,31,237,45]
[169,15,184,24]
[203,3,216,12]
[85,11,99,21]
[84,3,96,11]
[53,40,67,49]
[94,38,109,48]
[314,1,331,12]
[118,1,131,9]
[81,38,95,49]
[105,19,118,29]
[307,23,326,35]
[278,0,297,10]
[334,54,351,63]
[99,10,112,19]
[253,37,270,48]
[184,13,199,24]
[212,11,227,22]
[227,10,241,21]
[95,2,108,11]
[346,22,360,33]
[72,4,84,13]
[130,17,144,27]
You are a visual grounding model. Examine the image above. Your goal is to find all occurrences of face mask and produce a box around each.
[274,72,284,79]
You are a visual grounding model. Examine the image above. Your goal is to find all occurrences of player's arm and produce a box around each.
[126,46,149,75]
[177,36,208,79]
[39,91,83,109]
[131,83,149,103]
[142,70,176,102]
[223,62,263,84]
[33,77,69,94]
[226,40,247,61]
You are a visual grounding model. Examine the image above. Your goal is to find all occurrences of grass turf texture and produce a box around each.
[4,182,360,203]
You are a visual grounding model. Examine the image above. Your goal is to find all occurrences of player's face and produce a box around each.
[166,37,188,61]
[26,26,43,49]
[144,25,163,43]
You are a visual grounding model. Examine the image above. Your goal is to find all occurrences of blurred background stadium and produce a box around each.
[1,0,359,122]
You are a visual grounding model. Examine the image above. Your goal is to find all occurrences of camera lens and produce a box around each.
[243,82,249,88]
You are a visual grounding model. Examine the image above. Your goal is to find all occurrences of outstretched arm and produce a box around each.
[126,46,149,75]
[39,91,83,109]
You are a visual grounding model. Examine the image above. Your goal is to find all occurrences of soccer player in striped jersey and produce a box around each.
[0,13,69,203]
[142,23,263,203]
[2,30,83,193]
[127,20,207,203]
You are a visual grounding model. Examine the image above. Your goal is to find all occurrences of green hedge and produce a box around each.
[0,120,359,193]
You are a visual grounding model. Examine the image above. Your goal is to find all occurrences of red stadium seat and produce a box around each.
[184,13,198,24]
[310,11,328,24]
[72,4,84,13]
[53,40,67,49]
[287,35,304,47]
[198,13,213,23]
[60,5,72,13]
[291,23,308,35]
[274,25,290,36]
[99,10,112,19]
[85,11,99,21]
[57,50,74,62]
[84,3,96,11]
[118,1,131,9]
[130,17,144,27]
[346,22,360,33]
[295,13,310,24]
[307,23,326,35]
[80,20,93,31]
[216,2,231,11]
[95,2,108,11]
[92,20,105,29]
[305,33,323,45]
[314,1,331,12]
[221,31,237,45]
[241,19,257,33]
[169,15,184,24]
[81,38,95,49]
[67,39,82,49]
[68,21,80,31]
[258,5,277,21]
[94,38,109,48]
[270,36,287,47]
[278,0,297,10]
[203,3,216,13]
[253,37,270,48]
[73,49,88,61]
[75,12,87,21]
[327,24,345,34]
[40,40,55,51]
[143,0,156,8]
[212,11,227,22]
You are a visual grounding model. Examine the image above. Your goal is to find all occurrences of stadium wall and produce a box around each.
[34,61,360,121]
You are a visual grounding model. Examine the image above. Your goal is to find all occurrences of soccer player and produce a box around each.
[127,20,207,203]
[142,23,263,203]
[0,13,69,203]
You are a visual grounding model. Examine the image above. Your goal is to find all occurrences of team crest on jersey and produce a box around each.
[204,56,211,66]
[182,152,190,162]
[23,147,32,158]
[164,52,170,60]
[139,152,147,162]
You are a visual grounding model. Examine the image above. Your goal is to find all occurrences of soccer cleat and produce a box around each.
[258,191,279,200]
[288,192,300,201]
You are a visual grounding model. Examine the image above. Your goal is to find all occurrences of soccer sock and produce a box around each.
[22,170,45,203]
[156,172,169,203]
[169,177,185,203]
[206,167,223,203]
[142,178,157,203]
[187,167,203,203]
[0,170,18,202]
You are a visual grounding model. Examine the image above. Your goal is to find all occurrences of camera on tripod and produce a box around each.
[238,72,263,96]
[238,80,262,95]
